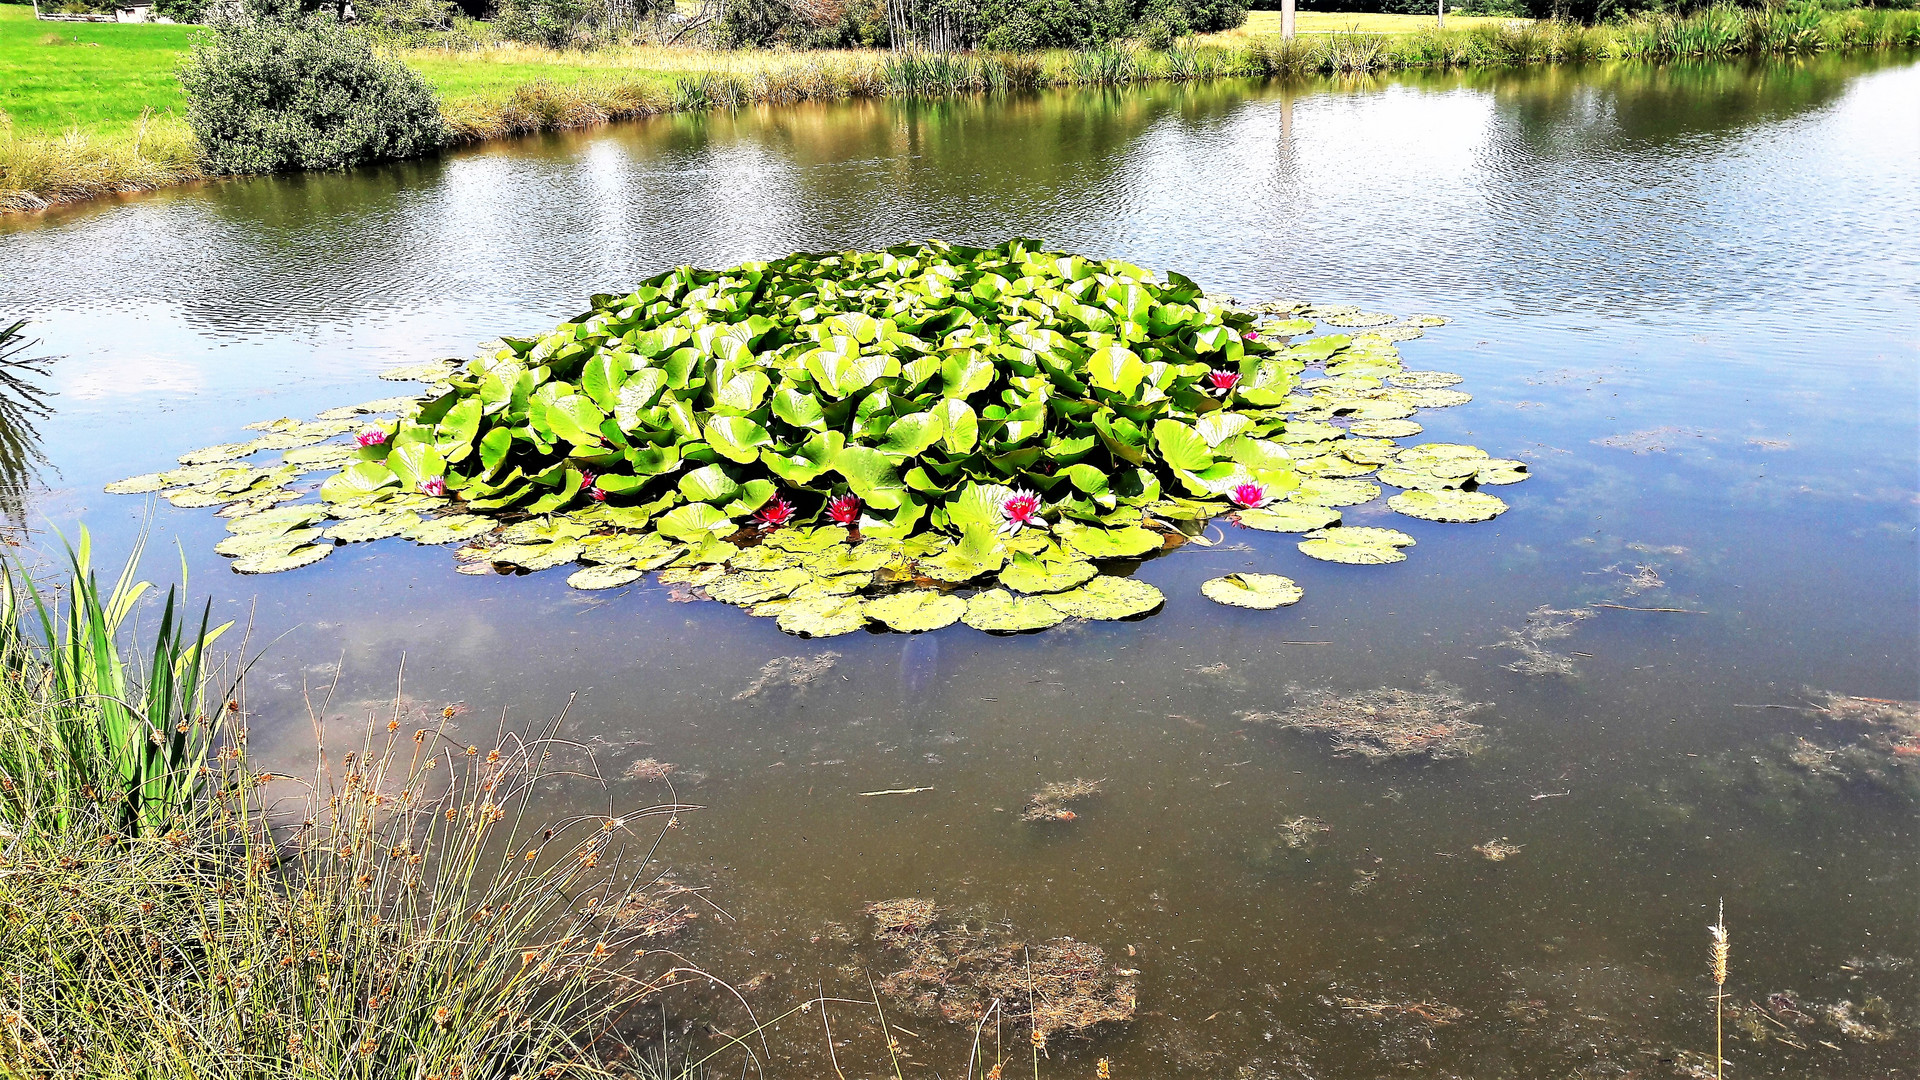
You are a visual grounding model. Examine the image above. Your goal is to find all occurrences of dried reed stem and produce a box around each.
[1709,900,1729,1080]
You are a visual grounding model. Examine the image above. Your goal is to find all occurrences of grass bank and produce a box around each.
[3,3,1918,213]
[0,529,705,1078]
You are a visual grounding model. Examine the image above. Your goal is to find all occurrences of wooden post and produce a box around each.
[1281,0,1295,40]
[1437,0,1445,30]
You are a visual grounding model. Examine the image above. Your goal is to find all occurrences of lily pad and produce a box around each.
[790,573,870,599]
[1322,311,1395,328]
[658,564,725,587]
[1326,397,1416,421]
[1473,458,1531,485]
[1201,573,1303,609]
[1387,489,1509,523]
[566,565,643,590]
[1391,371,1464,389]
[802,544,895,576]
[281,444,359,469]
[1384,387,1472,408]
[865,590,966,632]
[1297,526,1417,565]
[327,513,423,543]
[1057,523,1163,560]
[492,541,585,571]
[1376,466,1468,491]
[1291,478,1382,507]
[215,528,324,557]
[1235,504,1341,532]
[1296,456,1376,479]
[706,568,811,606]
[1400,314,1451,327]
[776,595,869,637]
[727,545,802,571]
[232,543,333,574]
[404,515,498,545]
[104,472,174,495]
[379,361,459,382]
[1368,325,1425,342]
[962,589,1067,632]
[225,505,329,535]
[317,397,419,419]
[1043,576,1164,620]
[764,526,850,553]
[999,555,1097,594]
[1349,419,1423,438]
[177,442,261,466]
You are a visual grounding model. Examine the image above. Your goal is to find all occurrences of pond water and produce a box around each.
[4,52,1917,1079]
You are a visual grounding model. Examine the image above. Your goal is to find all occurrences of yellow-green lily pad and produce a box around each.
[1292,478,1381,507]
[1322,311,1395,328]
[1391,371,1464,389]
[764,526,849,553]
[1387,489,1509,523]
[104,472,173,495]
[1201,573,1303,609]
[327,512,423,543]
[999,554,1097,594]
[404,515,497,545]
[865,590,966,632]
[776,595,869,637]
[492,541,585,571]
[962,589,1066,632]
[1298,526,1417,565]
[1377,466,1468,491]
[729,545,804,571]
[1400,314,1450,327]
[1236,504,1341,533]
[215,528,325,557]
[1474,459,1531,485]
[567,565,643,590]
[225,505,329,535]
[706,568,811,606]
[232,543,333,574]
[1350,419,1423,438]
[379,361,459,382]
[658,564,725,587]
[1043,576,1164,620]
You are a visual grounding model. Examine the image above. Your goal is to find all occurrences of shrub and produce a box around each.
[153,0,210,23]
[179,16,445,174]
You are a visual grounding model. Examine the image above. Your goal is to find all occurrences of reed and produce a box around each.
[1709,901,1730,1080]
[0,114,203,213]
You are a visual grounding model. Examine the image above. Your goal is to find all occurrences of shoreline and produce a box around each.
[4,13,1917,216]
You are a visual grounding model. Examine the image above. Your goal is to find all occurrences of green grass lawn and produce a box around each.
[1216,10,1529,37]
[401,52,677,101]
[0,3,195,135]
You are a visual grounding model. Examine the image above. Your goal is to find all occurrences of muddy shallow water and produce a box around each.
[3,53,1917,1078]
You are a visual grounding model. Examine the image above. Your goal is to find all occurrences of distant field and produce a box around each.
[0,4,195,135]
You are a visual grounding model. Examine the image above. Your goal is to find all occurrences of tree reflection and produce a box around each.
[0,321,54,527]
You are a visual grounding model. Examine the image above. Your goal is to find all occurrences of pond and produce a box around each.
[3,52,1917,1079]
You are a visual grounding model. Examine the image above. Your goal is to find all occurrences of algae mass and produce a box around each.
[107,240,1525,635]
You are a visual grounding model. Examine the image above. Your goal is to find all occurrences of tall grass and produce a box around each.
[0,542,714,1079]
[8,5,1918,213]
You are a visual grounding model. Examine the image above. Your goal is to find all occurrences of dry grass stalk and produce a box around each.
[1710,901,1730,1080]
[1021,777,1103,822]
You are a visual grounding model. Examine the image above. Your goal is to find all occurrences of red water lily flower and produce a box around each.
[1229,482,1270,509]
[999,488,1042,534]
[1206,369,1241,396]
[755,495,795,530]
[420,477,446,497]
[355,429,387,448]
[827,494,861,526]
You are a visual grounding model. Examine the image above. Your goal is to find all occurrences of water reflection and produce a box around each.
[0,321,55,526]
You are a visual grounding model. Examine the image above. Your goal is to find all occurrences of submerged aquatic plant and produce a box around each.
[107,241,1525,636]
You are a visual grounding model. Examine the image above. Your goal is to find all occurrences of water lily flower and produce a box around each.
[1242,330,1259,342]
[999,488,1043,534]
[587,486,607,502]
[355,428,387,448]
[1206,369,1241,396]
[827,494,861,526]
[420,477,446,497]
[755,495,795,530]
[1229,482,1270,509]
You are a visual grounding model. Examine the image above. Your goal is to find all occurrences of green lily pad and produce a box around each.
[1387,489,1509,523]
[658,564,725,587]
[706,568,811,606]
[105,472,173,495]
[1301,304,1359,319]
[1327,397,1417,421]
[1256,316,1316,336]
[215,528,325,557]
[1322,311,1395,328]
[1338,440,1400,466]
[1296,456,1376,479]
[1201,573,1303,609]
[802,544,895,576]
[327,513,423,543]
[1474,458,1531,485]
[404,515,497,545]
[1384,387,1472,408]
[1397,443,1489,468]
[1297,526,1417,565]
[225,505,329,535]
[167,487,253,509]
[1043,576,1164,620]
[1235,503,1341,533]
[317,397,420,419]
[379,361,459,382]
[1057,523,1163,560]
[1349,419,1423,438]
[999,555,1098,594]
[215,489,302,516]
[962,589,1066,632]
[281,444,359,469]
[501,517,590,544]
[677,537,741,566]
[1376,466,1468,491]
[232,543,333,574]
[1391,371,1464,389]
[764,526,850,553]
[865,590,966,633]
[567,565,643,590]
[1400,314,1451,327]
[1368,325,1425,342]
[790,573,870,599]
[492,541,585,571]
[776,595,869,637]
[727,545,802,571]
[177,442,261,466]
[1292,478,1382,507]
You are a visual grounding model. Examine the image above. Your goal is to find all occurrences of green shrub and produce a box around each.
[179,16,445,174]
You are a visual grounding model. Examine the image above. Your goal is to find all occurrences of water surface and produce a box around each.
[3,53,1917,1079]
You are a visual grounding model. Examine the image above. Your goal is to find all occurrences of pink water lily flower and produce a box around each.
[420,477,446,497]
[999,488,1043,534]
[587,486,607,502]
[1229,482,1270,509]
[827,494,862,526]
[1206,369,1241,396]
[355,428,388,448]
[1242,330,1259,342]
[755,495,795,530]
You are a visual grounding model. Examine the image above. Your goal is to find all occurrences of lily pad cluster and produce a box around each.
[107,240,1527,636]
